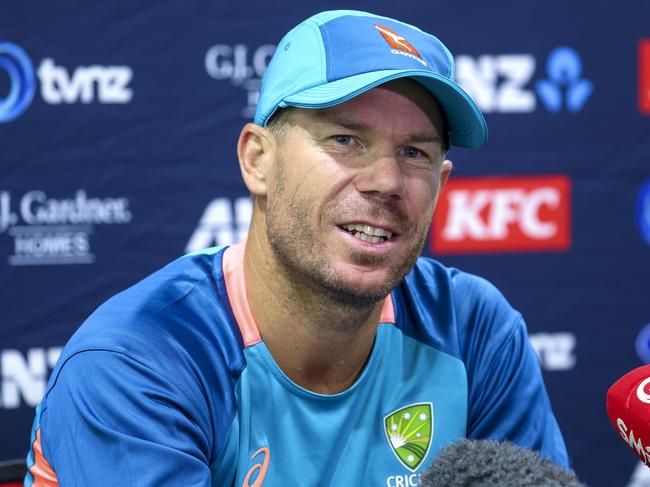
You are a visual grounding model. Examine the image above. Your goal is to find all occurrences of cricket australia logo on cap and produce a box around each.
[374,24,427,67]
[384,402,433,471]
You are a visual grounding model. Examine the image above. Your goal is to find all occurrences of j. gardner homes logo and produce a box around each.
[0,190,132,265]
[430,175,571,254]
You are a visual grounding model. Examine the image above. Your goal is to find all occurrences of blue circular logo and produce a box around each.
[636,180,650,245]
[636,323,650,363]
[546,47,582,83]
[0,41,35,123]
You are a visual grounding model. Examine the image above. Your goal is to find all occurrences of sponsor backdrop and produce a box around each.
[1,1,649,485]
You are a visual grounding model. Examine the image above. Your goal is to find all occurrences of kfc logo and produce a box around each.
[430,175,571,254]
[639,40,650,115]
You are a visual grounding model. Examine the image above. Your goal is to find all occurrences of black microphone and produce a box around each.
[419,439,585,486]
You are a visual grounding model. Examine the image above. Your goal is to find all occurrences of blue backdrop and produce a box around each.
[1,1,650,486]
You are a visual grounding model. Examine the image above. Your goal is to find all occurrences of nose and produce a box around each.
[353,154,404,200]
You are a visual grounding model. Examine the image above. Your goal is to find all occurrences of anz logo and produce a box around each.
[535,47,593,112]
[186,197,252,252]
[0,347,62,409]
[455,46,593,114]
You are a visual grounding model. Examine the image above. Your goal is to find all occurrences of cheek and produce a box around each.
[406,174,440,214]
[294,161,354,212]
[267,161,327,227]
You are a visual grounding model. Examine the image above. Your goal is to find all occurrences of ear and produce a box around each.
[237,123,275,196]
[440,159,453,188]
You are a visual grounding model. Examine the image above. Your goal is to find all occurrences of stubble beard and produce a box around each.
[265,163,428,309]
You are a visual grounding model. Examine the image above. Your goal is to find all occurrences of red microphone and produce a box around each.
[606,365,650,466]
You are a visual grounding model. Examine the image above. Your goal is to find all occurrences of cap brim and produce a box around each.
[281,69,488,149]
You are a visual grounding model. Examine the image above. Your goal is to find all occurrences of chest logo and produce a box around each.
[383,402,433,472]
[242,447,270,487]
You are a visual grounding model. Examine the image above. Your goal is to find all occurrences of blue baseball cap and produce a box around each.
[254,10,488,149]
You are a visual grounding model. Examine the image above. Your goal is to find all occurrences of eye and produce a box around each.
[402,146,425,159]
[333,135,355,146]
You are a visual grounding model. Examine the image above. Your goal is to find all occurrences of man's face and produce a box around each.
[264,79,452,306]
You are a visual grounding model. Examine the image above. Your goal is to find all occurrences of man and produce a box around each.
[25,10,568,486]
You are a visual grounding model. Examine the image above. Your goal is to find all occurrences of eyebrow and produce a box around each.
[311,110,444,145]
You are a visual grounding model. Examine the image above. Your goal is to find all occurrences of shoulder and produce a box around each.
[396,256,522,358]
[49,245,245,407]
[407,256,511,310]
[39,247,245,465]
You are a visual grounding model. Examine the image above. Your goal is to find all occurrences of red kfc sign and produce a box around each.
[430,175,571,254]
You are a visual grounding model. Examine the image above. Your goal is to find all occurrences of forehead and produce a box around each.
[299,79,445,137]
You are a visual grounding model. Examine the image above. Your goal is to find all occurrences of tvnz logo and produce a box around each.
[0,40,133,123]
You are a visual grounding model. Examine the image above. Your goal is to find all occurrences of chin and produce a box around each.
[322,283,392,307]
[320,269,400,307]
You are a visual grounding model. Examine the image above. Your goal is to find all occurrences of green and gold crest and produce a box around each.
[383,402,433,472]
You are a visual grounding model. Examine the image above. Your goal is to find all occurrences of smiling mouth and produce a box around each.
[341,224,394,244]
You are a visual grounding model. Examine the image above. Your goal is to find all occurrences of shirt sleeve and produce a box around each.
[465,312,569,468]
[34,350,214,487]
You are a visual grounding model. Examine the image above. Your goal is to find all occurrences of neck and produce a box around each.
[244,218,385,394]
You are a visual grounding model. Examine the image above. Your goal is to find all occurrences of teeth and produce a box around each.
[343,224,393,240]
[353,232,384,244]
